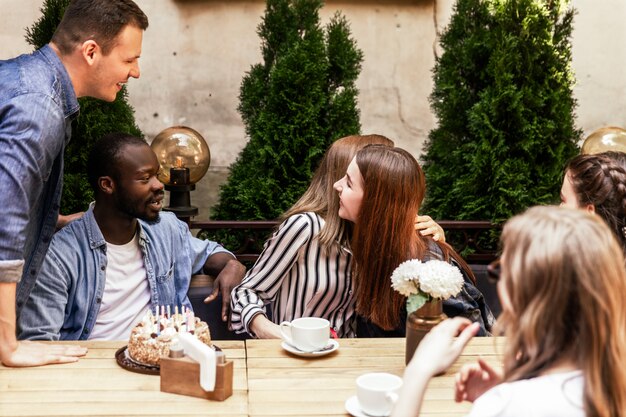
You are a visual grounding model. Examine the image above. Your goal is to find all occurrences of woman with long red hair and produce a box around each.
[333,144,493,336]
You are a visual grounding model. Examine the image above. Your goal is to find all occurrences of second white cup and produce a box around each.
[280,317,330,352]
[356,372,402,416]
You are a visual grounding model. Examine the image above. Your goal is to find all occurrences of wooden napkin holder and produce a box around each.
[160,355,233,401]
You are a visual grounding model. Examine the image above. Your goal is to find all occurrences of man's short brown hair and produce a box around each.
[51,0,148,55]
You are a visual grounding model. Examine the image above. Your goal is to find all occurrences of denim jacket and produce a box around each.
[17,206,233,340]
[356,241,495,337]
[0,45,79,314]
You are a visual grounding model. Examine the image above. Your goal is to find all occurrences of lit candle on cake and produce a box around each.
[169,156,190,185]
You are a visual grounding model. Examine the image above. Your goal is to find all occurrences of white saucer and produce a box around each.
[345,395,390,417]
[281,339,339,357]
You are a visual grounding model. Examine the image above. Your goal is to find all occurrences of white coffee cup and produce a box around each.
[279,317,330,352]
[356,372,402,416]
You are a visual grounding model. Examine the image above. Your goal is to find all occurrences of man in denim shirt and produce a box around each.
[0,0,148,365]
[18,133,246,341]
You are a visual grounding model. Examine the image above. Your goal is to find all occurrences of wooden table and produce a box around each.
[0,337,504,417]
[0,340,248,417]
[246,337,506,417]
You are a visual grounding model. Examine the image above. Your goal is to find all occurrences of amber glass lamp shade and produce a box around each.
[150,126,211,185]
[581,126,626,155]
[150,126,210,219]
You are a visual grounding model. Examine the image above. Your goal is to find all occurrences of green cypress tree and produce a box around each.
[25,0,143,214]
[422,0,580,226]
[212,0,363,220]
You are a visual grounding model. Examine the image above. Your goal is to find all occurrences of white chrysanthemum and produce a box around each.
[390,259,422,296]
[418,260,464,299]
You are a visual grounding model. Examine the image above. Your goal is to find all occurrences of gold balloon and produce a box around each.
[581,126,626,155]
[150,126,211,185]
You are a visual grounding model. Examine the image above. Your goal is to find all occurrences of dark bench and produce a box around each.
[187,275,250,340]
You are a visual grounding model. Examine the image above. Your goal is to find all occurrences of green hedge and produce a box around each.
[212,0,363,221]
[422,0,580,228]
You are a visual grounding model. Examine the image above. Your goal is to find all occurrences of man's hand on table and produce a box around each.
[1,340,87,367]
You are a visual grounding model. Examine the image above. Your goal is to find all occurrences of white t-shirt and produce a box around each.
[466,370,584,417]
[89,232,151,340]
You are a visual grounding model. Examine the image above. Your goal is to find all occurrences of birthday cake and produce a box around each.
[127,307,212,366]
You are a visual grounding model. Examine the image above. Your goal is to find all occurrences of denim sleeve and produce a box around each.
[170,218,234,309]
[426,242,495,335]
[443,268,495,336]
[186,230,234,275]
[17,249,69,340]
[0,93,65,283]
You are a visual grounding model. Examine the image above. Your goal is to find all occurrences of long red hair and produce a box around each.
[351,145,474,330]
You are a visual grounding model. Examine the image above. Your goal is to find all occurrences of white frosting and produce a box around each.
[127,309,211,366]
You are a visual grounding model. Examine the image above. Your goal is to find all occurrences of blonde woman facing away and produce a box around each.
[229,135,444,339]
[393,206,626,417]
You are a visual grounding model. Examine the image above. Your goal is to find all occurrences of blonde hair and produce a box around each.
[282,134,394,250]
[498,205,626,417]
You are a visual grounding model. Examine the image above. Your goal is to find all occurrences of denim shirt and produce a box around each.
[17,206,233,341]
[0,45,79,313]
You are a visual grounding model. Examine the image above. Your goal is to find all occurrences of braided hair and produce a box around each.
[565,151,626,255]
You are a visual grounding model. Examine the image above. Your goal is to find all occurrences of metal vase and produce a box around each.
[405,299,447,364]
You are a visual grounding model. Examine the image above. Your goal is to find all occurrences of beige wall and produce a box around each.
[1,0,625,219]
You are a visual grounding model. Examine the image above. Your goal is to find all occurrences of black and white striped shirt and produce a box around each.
[230,212,356,337]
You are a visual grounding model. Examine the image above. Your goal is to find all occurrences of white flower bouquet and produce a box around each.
[390,259,464,313]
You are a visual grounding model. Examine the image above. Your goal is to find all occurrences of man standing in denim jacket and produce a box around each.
[18,133,246,341]
[0,0,148,366]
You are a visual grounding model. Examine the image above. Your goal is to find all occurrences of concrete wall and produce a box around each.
[1,0,625,219]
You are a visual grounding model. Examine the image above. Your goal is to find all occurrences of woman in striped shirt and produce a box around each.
[229,135,444,338]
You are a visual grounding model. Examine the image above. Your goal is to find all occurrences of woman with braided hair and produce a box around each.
[560,151,626,254]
